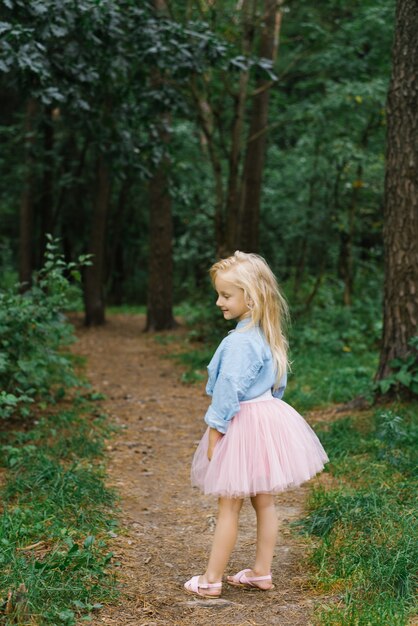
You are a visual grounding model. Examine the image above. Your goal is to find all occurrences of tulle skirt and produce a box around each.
[191,392,329,498]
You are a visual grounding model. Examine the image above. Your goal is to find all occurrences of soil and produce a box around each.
[73,314,334,626]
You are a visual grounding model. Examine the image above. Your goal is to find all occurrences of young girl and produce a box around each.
[184,251,328,599]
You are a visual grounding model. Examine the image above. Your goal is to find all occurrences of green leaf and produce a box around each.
[68,542,79,554]
[396,371,412,387]
[0,22,11,35]
[58,609,75,623]
[72,600,85,609]
[83,535,95,548]
[389,358,404,368]
[378,379,393,394]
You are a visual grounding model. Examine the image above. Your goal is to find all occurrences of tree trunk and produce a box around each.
[39,107,54,265]
[224,0,256,253]
[376,0,418,382]
[145,122,176,331]
[84,154,111,326]
[107,179,131,305]
[145,0,176,331]
[239,0,283,252]
[19,98,37,290]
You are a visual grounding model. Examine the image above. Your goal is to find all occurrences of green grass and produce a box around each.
[299,405,418,625]
[285,348,377,411]
[105,304,147,315]
[105,304,187,316]
[0,397,118,625]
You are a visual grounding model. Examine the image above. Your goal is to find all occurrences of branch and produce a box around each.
[246,119,282,144]
[276,48,312,83]
[250,79,275,97]
[189,77,225,212]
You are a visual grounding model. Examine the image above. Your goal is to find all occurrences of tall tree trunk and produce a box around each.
[145,0,176,331]
[239,0,283,252]
[84,154,111,326]
[19,98,37,290]
[107,179,131,305]
[224,0,256,253]
[39,107,54,265]
[145,122,176,331]
[376,0,418,382]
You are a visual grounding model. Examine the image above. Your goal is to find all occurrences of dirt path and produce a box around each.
[74,314,328,626]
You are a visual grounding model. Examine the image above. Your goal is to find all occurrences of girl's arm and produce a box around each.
[207,427,224,460]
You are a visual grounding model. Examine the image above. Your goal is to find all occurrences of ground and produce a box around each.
[73,314,335,626]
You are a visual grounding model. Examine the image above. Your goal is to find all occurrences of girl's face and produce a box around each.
[214,272,250,321]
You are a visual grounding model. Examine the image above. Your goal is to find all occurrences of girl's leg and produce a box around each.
[248,493,278,586]
[202,496,244,584]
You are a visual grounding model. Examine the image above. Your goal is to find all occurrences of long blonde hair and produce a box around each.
[209,251,290,387]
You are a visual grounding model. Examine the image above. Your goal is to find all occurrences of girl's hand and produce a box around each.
[207,427,223,460]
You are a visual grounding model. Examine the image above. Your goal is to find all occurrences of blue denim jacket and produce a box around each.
[204,318,287,433]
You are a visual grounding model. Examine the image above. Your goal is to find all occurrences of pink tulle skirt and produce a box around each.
[191,393,329,498]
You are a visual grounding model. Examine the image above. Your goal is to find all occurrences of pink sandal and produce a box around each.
[184,575,222,598]
[227,568,275,590]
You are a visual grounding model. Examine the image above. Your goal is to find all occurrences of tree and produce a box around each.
[84,154,110,326]
[181,0,283,255]
[18,98,37,289]
[145,0,176,331]
[0,0,229,324]
[145,149,176,331]
[258,0,394,301]
[376,0,418,383]
[239,0,283,252]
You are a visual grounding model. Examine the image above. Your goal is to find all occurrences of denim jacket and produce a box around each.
[204,318,287,434]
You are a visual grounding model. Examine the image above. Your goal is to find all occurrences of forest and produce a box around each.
[0,0,417,624]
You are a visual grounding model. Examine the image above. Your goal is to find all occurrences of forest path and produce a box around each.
[74,314,329,626]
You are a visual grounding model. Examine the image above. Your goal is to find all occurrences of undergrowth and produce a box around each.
[300,405,418,625]
[0,235,90,420]
[0,396,118,625]
[0,238,118,624]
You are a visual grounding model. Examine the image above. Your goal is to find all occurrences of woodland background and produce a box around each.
[0,2,417,624]
[1,0,417,395]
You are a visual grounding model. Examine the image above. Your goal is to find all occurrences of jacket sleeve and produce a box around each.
[204,338,263,434]
[272,371,287,399]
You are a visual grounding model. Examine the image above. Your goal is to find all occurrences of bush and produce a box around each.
[375,336,418,397]
[0,236,91,419]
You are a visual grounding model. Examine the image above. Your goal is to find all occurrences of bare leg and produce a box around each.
[199,497,243,588]
[248,494,278,588]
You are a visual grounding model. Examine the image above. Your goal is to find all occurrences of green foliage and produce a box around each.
[0,242,17,290]
[0,0,396,310]
[0,236,90,419]
[299,405,418,625]
[284,275,382,409]
[260,0,395,284]
[375,336,418,396]
[0,0,233,303]
[0,401,117,624]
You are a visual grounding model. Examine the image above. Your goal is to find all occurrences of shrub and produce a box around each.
[375,336,418,397]
[0,236,91,419]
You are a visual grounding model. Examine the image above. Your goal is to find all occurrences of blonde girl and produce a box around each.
[184,251,328,598]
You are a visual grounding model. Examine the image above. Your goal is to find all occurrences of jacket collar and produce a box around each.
[235,316,253,330]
